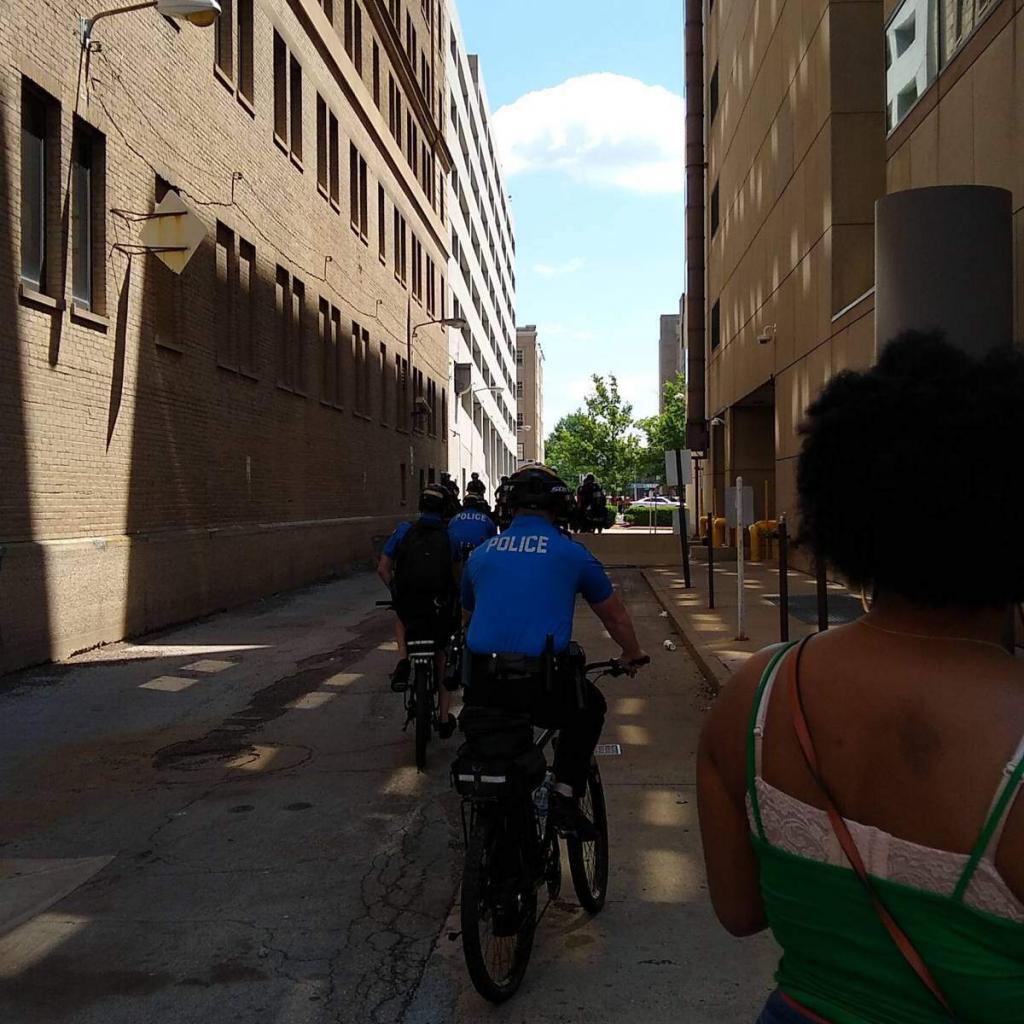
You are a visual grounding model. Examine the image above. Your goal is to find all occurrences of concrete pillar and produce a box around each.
[876,186,1013,357]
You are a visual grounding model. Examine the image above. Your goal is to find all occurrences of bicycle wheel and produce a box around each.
[461,809,537,1003]
[414,663,431,771]
[567,761,609,913]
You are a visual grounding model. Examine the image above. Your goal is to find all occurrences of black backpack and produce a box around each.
[392,519,454,614]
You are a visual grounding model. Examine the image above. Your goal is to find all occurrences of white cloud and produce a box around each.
[493,73,684,195]
[534,257,585,277]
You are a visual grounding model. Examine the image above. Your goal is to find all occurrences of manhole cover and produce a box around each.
[595,744,622,757]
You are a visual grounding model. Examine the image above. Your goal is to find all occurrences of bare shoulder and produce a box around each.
[701,645,792,789]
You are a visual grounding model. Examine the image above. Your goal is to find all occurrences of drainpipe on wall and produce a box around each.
[684,0,708,456]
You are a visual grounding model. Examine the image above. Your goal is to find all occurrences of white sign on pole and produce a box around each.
[725,485,755,529]
[664,450,693,487]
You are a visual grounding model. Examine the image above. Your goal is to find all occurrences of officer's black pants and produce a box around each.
[463,673,607,795]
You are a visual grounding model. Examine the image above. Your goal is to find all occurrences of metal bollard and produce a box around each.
[777,516,789,643]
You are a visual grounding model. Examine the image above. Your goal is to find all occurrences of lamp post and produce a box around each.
[80,0,221,46]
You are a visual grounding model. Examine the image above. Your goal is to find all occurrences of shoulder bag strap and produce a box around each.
[787,637,957,1020]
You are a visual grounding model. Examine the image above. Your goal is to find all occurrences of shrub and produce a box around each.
[624,506,674,527]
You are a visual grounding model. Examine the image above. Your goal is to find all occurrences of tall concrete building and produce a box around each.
[658,310,682,412]
[698,1,886,528]
[515,326,544,465]
[695,0,1023,537]
[1,0,452,671]
[445,5,517,499]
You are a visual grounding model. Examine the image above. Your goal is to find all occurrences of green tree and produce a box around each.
[546,375,638,492]
[636,373,688,486]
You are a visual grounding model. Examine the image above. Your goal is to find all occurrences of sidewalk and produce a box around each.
[643,558,863,690]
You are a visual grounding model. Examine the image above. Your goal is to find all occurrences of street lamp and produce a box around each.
[411,316,468,337]
[80,0,221,46]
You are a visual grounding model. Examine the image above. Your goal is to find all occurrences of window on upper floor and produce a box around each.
[710,181,720,237]
[20,79,59,298]
[349,144,368,241]
[710,299,721,351]
[215,0,254,107]
[71,118,106,315]
[709,63,719,123]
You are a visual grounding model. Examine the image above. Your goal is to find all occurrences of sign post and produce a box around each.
[726,478,755,641]
[666,449,693,588]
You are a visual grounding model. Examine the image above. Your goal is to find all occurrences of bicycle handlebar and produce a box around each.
[585,655,651,679]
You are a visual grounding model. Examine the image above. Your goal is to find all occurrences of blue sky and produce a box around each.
[456,0,685,432]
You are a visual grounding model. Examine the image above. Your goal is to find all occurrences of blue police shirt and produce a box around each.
[448,510,498,554]
[382,513,444,559]
[461,514,614,656]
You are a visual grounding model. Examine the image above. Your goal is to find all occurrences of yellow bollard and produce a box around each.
[749,520,779,561]
[712,516,727,548]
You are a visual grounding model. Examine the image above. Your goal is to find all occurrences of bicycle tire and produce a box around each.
[461,810,537,1003]
[414,663,431,771]
[567,761,609,913]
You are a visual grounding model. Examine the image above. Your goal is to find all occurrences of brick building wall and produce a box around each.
[0,0,452,671]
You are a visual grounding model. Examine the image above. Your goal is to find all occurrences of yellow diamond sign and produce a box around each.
[138,191,206,275]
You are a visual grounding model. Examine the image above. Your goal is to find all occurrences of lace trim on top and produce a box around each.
[748,781,1024,924]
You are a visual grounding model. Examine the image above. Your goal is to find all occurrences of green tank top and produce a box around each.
[748,643,1024,1023]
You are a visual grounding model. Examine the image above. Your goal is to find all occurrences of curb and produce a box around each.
[641,570,731,694]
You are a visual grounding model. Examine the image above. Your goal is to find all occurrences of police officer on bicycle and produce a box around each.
[460,465,648,835]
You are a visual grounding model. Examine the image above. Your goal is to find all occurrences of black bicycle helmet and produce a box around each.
[419,485,448,515]
[507,465,572,514]
[463,494,489,513]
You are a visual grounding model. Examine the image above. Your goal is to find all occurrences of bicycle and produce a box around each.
[452,652,650,1003]
[377,600,447,771]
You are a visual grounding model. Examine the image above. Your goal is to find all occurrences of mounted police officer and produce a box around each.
[460,465,648,834]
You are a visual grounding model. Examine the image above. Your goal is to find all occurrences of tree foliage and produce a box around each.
[545,373,688,492]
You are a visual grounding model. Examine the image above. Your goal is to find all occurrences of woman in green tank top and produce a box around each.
[697,334,1024,1023]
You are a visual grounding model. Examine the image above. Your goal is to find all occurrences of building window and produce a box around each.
[378,185,386,261]
[319,0,333,21]
[216,222,237,368]
[215,0,234,79]
[710,181,720,237]
[20,80,56,294]
[380,342,388,423]
[289,55,303,162]
[885,0,939,132]
[71,118,105,314]
[517,412,525,429]
[709,63,719,122]
[276,266,305,391]
[411,235,423,302]
[238,238,255,373]
[372,41,380,106]
[515,349,524,365]
[516,382,524,399]
[441,389,448,444]
[710,298,721,351]
[238,0,254,103]
[393,209,407,284]
[426,255,435,315]
[273,31,288,141]
[354,3,363,74]
[349,144,368,240]
[320,300,344,408]
[316,94,328,192]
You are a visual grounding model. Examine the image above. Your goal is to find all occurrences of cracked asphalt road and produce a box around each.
[0,569,776,1023]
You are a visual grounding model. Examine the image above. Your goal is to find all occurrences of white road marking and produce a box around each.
[140,676,198,693]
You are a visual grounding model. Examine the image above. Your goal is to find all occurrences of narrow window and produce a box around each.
[344,0,353,55]
[359,156,368,238]
[710,181,720,236]
[372,41,380,106]
[354,3,363,74]
[329,112,340,205]
[238,0,254,102]
[400,463,407,504]
[319,298,333,404]
[276,265,291,386]
[395,353,403,424]
[316,95,328,192]
[332,305,344,406]
[710,298,721,350]
[292,277,305,392]
[709,64,719,122]
[289,56,303,160]
[215,221,237,368]
[238,238,255,373]
[350,143,359,232]
[20,82,51,292]
[352,319,363,413]
[380,342,388,423]
[273,32,288,142]
[215,0,234,79]
[71,118,104,313]
[377,185,386,261]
